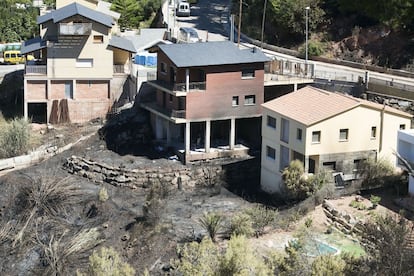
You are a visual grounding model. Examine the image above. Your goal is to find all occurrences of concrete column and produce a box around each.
[230,118,235,150]
[72,79,76,99]
[186,68,189,92]
[304,156,309,173]
[293,82,298,91]
[205,120,211,153]
[185,121,190,153]
[166,121,171,144]
[47,79,51,100]
[23,79,28,120]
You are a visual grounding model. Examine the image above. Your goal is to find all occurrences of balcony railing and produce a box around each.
[59,23,92,36]
[141,102,186,120]
[25,65,47,75]
[113,64,131,74]
[146,73,206,94]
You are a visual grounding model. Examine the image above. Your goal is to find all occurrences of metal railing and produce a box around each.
[59,23,92,35]
[113,64,130,74]
[171,109,186,118]
[25,65,47,75]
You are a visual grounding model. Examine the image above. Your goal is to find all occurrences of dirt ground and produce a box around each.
[0,119,412,275]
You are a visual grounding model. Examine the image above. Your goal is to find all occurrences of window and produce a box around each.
[296,128,302,141]
[280,145,290,171]
[244,95,255,105]
[339,128,349,141]
[93,35,103,43]
[232,96,239,106]
[241,68,255,78]
[267,116,276,129]
[323,161,336,171]
[76,58,93,68]
[169,94,173,102]
[280,118,289,143]
[312,131,321,143]
[266,146,276,160]
[371,126,377,138]
[88,80,92,88]
[400,124,406,130]
[160,62,167,74]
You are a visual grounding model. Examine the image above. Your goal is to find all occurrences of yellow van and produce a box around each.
[3,50,34,64]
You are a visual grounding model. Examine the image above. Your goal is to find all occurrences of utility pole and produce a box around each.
[260,0,267,48]
[237,0,242,47]
[305,6,310,64]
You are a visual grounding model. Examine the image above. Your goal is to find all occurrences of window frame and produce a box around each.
[266,145,276,160]
[296,128,302,141]
[267,115,276,129]
[280,118,290,143]
[312,131,321,143]
[241,68,255,79]
[232,96,239,107]
[93,35,104,43]
[339,128,349,141]
[160,62,167,74]
[371,126,377,139]
[244,95,256,105]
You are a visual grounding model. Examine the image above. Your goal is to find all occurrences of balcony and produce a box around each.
[59,23,92,36]
[25,64,47,75]
[113,64,131,74]
[140,102,186,122]
[147,72,206,96]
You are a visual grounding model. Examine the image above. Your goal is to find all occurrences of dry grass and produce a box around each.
[12,175,84,247]
[37,227,104,275]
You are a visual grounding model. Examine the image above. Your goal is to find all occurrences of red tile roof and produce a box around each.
[262,86,412,126]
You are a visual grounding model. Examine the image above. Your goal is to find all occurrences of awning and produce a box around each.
[21,37,47,54]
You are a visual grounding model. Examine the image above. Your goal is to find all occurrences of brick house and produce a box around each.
[141,41,270,163]
[261,86,412,193]
[21,0,136,123]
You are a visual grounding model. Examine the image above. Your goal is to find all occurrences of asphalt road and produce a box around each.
[165,0,230,42]
[0,64,24,79]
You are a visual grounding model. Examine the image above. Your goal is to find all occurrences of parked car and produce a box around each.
[176,1,190,17]
[177,27,200,43]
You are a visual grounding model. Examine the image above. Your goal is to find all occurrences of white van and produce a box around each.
[176,1,190,17]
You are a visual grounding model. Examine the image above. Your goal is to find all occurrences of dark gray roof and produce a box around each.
[37,2,113,28]
[109,36,136,53]
[158,41,270,67]
[21,37,47,54]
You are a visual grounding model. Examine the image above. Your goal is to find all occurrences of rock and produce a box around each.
[121,233,130,241]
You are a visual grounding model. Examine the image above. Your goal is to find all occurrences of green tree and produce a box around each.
[311,255,346,276]
[174,237,219,276]
[361,214,414,275]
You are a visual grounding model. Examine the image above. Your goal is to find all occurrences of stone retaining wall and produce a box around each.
[322,199,365,235]
[63,155,225,190]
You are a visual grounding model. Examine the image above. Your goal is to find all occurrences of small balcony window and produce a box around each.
[339,128,349,141]
[371,126,377,138]
[400,124,406,130]
[241,68,255,79]
[244,95,256,105]
[232,96,239,106]
[280,118,289,143]
[76,58,93,68]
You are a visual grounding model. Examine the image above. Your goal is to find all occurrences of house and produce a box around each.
[141,41,270,163]
[21,0,136,124]
[397,129,414,196]
[261,86,412,193]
